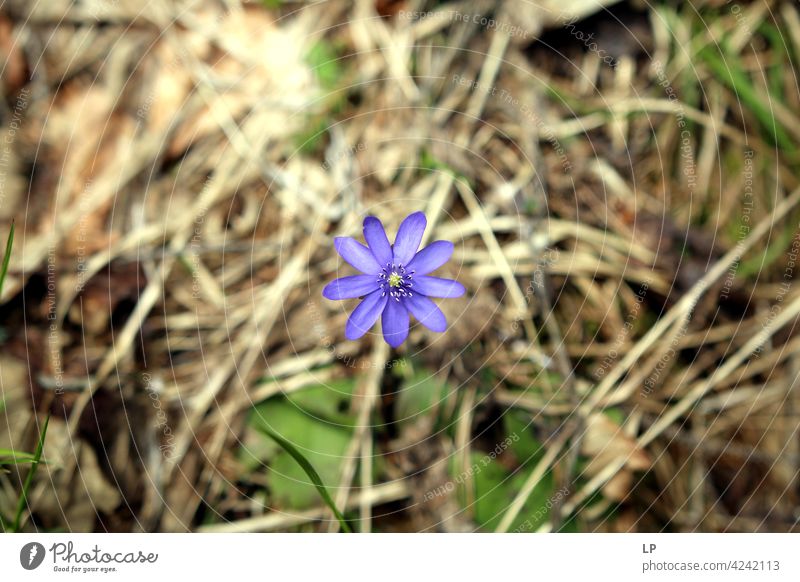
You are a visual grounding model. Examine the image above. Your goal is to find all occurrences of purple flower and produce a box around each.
[323,211,465,347]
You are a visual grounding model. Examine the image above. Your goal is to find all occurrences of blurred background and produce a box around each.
[1,0,799,533]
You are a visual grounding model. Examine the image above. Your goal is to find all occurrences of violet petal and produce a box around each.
[323,275,379,300]
[363,216,393,266]
[381,298,409,347]
[345,290,389,340]
[413,276,465,298]
[335,237,381,274]
[404,293,447,332]
[392,211,427,265]
[406,240,453,275]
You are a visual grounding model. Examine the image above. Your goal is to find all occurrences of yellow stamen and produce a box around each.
[388,272,402,287]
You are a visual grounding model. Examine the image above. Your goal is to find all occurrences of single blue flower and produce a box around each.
[323,211,465,347]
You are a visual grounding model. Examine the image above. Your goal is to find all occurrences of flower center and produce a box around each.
[378,262,415,301]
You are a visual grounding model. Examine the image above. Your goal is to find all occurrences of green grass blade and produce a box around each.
[12,415,49,532]
[0,222,14,298]
[699,44,795,153]
[0,448,35,457]
[0,449,38,465]
[258,423,352,533]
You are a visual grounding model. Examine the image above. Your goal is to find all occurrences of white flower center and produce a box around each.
[377,263,415,301]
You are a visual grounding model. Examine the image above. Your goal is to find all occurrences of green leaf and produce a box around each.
[464,451,555,532]
[293,115,332,155]
[557,511,580,533]
[285,379,357,426]
[255,411,351,533]
[305,41,343,91]
[0,222,14,298]
[252,402,349,503]
[504,411,545,463]
[603,407,625,426]
[395,370,448,428]
[241,379,356,473]
[737,219,797,278]
[12,414,49,532]
[470,452,513,529]
[418,149,472,185]
[245,393,355,531]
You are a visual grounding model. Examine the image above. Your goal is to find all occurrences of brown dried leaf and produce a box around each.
[582,412,650,501]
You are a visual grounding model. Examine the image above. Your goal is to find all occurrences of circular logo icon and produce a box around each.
[20,542,46,570]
